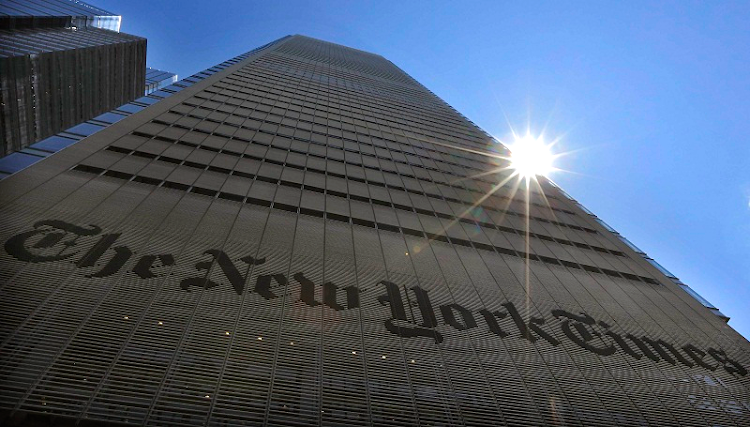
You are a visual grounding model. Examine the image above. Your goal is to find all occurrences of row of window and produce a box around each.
[167,96,570,217]
[100,142,620,258]
[196,81,506,182]
[277,38,419,86]
[131,118,593,236]
[234,56,485,146]
[157,103,551,212]
[205,68,514,181]
[228,62,489,153]
[69,163,657,286]
[263,51,442,109]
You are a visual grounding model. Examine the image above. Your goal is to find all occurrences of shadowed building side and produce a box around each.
[0,0,122,31]
[0,26,146,157]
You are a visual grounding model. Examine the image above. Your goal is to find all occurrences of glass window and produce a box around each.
[31,135,79,152]
[66,122,105,137]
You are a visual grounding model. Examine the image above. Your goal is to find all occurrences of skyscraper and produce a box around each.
[0,35,747,426]
[0,0,145,157]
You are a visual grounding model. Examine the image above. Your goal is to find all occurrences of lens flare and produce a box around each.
[508,134,557,178]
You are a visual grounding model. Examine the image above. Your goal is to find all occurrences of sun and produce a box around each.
[508,134,557,178]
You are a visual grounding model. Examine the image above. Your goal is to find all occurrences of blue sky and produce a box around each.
[104,1,749,338]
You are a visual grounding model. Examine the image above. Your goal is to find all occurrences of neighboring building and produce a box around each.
[0,0,121,31]
[0,35,747,426]
[145,67,179,95]
[0,0,145,157]
[0,50,248,180]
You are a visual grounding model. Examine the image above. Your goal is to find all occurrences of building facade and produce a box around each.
[0,35,748,426]
[0,0,145,157]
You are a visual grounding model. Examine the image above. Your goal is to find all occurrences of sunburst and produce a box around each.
[507,132,561,180]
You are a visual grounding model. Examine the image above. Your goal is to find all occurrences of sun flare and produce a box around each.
[508,134,557,179]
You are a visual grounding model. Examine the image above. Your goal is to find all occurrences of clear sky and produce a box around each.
[103,0,750,339]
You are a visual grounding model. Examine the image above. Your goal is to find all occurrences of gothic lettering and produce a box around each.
[86,246,132,278]
[708,348,747,376]
[410,286,438,328]
[502,302,559,346]
[640,337,695,367]
[76,233,133,278]
[440,303,477,331]
[5,220,101,263]
[552,310,615,356]
[322,282,344,310]
[255,274,286,300]
[682,344,717,371]
[378,281,442,343]
[33,231,67,248]
[625,334,661,362]
[345,285,360,309]
[478,309,509,338]
[132,254,175,279]
[181,250,260,294]
[77,234,120,267]
[291,273,357,310]
[378,281,407,321]
[294,272,321,307]
[4,221,748,376]
[603,330,643,360]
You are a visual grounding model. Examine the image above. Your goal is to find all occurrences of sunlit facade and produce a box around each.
[0,35,748,426]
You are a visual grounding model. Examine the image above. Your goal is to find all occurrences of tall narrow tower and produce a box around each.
[0,35,747,427]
